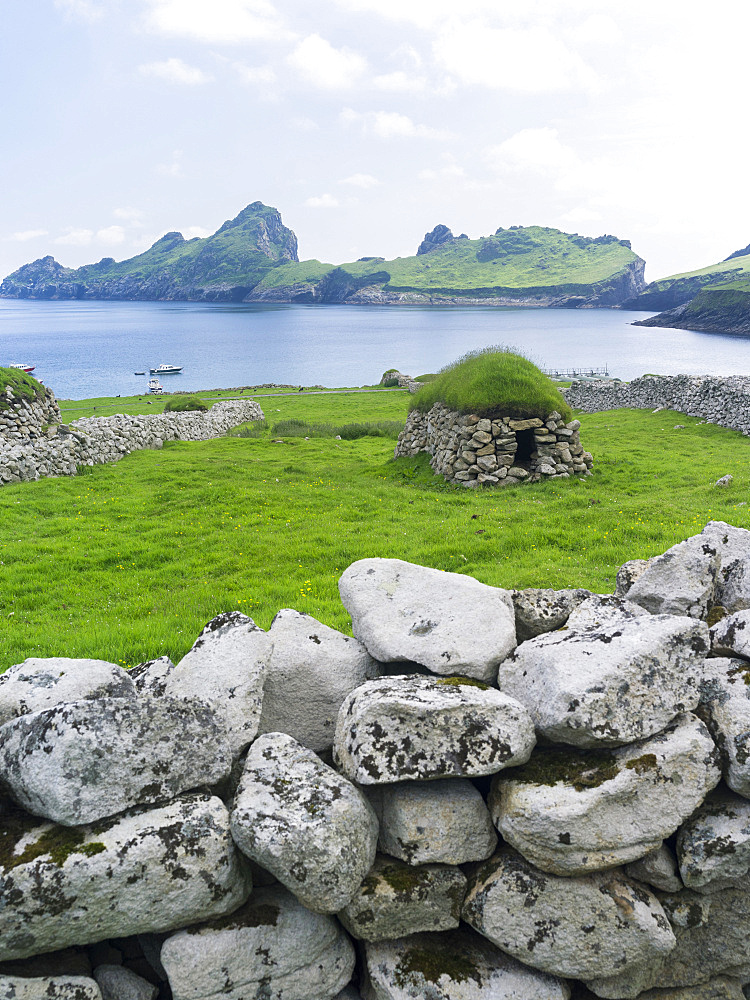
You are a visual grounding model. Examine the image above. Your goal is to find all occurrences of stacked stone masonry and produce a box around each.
[394,401,593,486]
[0,384,264,485]
[5,522,750,998]
[564,373,750,434]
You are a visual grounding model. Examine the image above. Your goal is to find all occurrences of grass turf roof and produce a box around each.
[0,367,46,410]
[408,348,573,421]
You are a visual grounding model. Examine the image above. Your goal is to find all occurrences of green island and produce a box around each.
[627,243,750,335]
[0,381,748,671]
[0,202,645,308]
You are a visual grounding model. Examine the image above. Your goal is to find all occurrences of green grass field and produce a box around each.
[1,388,748,672]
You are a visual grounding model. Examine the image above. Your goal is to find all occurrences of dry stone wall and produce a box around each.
[395,401,593,486]
[3,522,750,998]
[564,374,750,434]
[0,386,264,485]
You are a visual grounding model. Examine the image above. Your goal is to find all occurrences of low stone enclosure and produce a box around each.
[564,373,750,434]
[0,382,264,485]
[395,401,593,486]
[5,521,750,997]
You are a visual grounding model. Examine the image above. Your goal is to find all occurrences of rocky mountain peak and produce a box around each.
[417,224,454,256]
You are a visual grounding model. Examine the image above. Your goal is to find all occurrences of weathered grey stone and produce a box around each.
[333,675,535,784]
[362,927,570,1000]
[496,615,708,747]
[338,559,516,683]
[93,965,158,1000]
[626,534,721,618]
[128,656,175,698]
[160,886,355,1000]
[0,794,250,962]
[257,609,379,752]
[699,657,750,797]
[462,847,675,981]
[677,788,750,892]
[0,977,102,1000]
[586,880,750,996]
[565,594,650,631]
[368,779,497,865]
[624,843,683,893]
[702,521,750,613]
[710,610,750,659]
[161,611,271,756]
[0,696,232,825]
[491,714,720,875]
[511,588,593,642]
[230,733,378,913]
[581,981,746,1000]
[0,658,134,727]
[338,855,466,942]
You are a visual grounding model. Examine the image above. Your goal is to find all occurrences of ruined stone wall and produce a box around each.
[0,388,264,485]
[2,523,750,998]
[564,374,750,434]
[395,401,593,486]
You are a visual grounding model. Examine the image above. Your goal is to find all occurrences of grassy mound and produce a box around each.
[409,348,573,421]
[0,367,45,410]
[164,395,208,412]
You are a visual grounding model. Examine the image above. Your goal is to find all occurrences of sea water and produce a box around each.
[1,298,749,399]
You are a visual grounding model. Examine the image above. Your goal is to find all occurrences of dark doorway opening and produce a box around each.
[515,428,536,465]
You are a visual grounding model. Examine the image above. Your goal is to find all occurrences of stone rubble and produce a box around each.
[394,402,593,487]
[3,524,750,997]
[0,382,264,486]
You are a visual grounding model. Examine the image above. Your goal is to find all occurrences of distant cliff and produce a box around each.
[1,210,645,308]
[249,225,645,308]
[0,203,298,302]
[634,281,750,336]
[629,242,750,335]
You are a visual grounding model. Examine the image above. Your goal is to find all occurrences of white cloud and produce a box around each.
[418,165,465,181]
[287,35,367,90]
[156,150,184,177]
[340,174,381,188]
[54,0,104,21]
[54,228,94,246]
[234,63,277,86]
[305,194,340,208]
[142,0,290,44]
[290,117,320,132]
[96,225,126,245]
[433,22,599,93]
[373,71,427,92]
[9,229,49,242]
[113,207,145,225]
[486,128,580,175]
[184,226,213,238]
[557,207,604,226]
[139,58,212,85]
[340,108,450,140]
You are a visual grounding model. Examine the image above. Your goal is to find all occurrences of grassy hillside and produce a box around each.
[255,228,641,299]
[1,388,748,671]
[0,202,298,300]
[627,250,750,310]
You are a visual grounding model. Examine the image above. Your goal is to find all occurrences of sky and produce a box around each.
[2,0,749,284]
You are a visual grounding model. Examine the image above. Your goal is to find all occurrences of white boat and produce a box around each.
[149,364,182,375]
[8,362,35,372]
[148,378,163,393]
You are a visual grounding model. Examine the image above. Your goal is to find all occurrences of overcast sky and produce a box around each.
[2,0,748,284]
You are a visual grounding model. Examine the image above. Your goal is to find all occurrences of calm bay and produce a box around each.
[1,298,749,399]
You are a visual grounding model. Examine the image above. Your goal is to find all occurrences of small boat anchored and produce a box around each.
[8,363,35,373]
[148,378,164,393]
[149,364,182,375]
